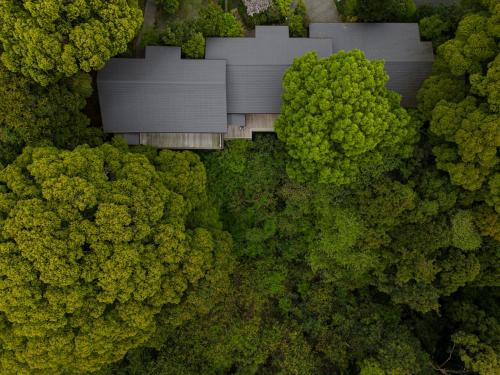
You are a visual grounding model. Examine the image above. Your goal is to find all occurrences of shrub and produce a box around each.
[182,32,206,58]
[140,26,161,48]
[420,14,451,41]
[196,4,245,37]
[157,0,180,14]
[289,14,307,37]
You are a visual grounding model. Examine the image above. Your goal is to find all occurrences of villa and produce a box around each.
[97,23,433,149]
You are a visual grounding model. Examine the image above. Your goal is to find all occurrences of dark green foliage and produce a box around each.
[159,4,243,58]
[0,64,102,152]
[346,0,417,21]
[195,3,245,37]
[157,0,179,14]
[0,1,499,374]
[0,141,234,374]
[288,14,307,37]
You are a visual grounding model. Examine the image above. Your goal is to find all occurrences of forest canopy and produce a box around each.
[0,0,498,374]
[0,0,143,85]
[0,141,234,374]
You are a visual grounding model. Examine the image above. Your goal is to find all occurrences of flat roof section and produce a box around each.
[97,47,228,133]
[206,26,333,113]
[309,23,434,62]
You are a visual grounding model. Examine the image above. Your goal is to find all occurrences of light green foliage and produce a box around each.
[158,0,179,14]
[288,14,307,37]
[182,32,205,58]
[430,96,499,193]
[437,11,498,76]
[275,50,417,185]
[0,64,101,150]
[0,142,233,374]
[0,0,143,85]
[274,0,293,17]
[451,210,482,250]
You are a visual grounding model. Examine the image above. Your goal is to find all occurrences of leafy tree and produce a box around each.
[160,4,243,57]
[195,3,245,37]
[0,64,101,151]
[430,97,499,202]
[437,10,498,76]
[275,50,417,185]
[0,0,143,85]
[416,74,465,120]
[0,141,234,374]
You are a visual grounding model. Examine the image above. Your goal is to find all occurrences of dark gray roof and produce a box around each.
[309,23,433,107]
[97,46,227,133]
[206,26,333,113]
[309,23,433,61]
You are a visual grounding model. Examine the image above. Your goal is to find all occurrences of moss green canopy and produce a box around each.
[0,141,233,374]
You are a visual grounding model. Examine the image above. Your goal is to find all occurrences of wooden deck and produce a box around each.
[140,132,223,149]
[134,114,278,149]
[224,114,278,140]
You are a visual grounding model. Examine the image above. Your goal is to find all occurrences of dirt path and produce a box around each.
[303,0,340,23]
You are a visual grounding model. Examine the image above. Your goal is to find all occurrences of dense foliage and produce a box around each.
[0,141,234,374]
[0,65,101,157]
[153,3,244,58]
[0,0,143,85]
[275,50,417,185]
[335,0,416,21]
[0,0,498,374]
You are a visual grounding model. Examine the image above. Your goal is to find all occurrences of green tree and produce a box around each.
[0,0,143,85]
[437,11,498,76]
[0,64,101,151]
[0,141,233,374]
[275,50,417,185]
[195,3,245,37]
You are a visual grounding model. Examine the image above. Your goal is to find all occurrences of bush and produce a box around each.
[196,4,245,37]
[355,0,416,22]
[420,15,451,40]
[140,26,161,48]
[182,32,206,58]
[289,14,307,37]
[335,0,358,18]
[157,0,180,14]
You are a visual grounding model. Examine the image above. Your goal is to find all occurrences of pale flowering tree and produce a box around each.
[243,0,272,16]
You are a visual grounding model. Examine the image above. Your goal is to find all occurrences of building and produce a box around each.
[97,24,434,149]
[309,23,434,107]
